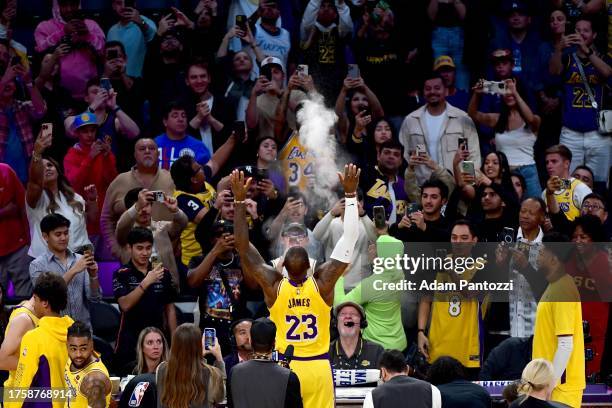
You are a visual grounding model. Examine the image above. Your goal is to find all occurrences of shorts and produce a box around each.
[551,387,583,408]
[289,357,334,408]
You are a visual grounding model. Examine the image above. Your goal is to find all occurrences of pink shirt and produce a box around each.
[34,18,105,99]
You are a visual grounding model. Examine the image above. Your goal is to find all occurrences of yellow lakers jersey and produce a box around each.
[173,184,216,265]
[278,132,316,191]
[551,179,582,221]
[428,270,484,368]
[65,352,111,408]
[269,277,331,358]
[4,303,39,387]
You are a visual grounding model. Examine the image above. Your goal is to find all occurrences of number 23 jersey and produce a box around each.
[269,277,331,358]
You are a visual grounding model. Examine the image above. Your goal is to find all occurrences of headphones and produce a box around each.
[229,318,254,349]
[333,301,368,329]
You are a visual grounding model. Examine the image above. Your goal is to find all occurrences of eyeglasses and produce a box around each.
[583,204,604,211]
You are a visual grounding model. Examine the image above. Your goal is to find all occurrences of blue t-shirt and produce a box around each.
[4,109,27,183]
[447,89,470,112]
[155,133,211,170]
[107,17,156,78]
[562,54,606,132]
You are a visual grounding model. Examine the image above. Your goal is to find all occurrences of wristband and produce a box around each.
[234,200,246,205]
[138,283,146,292]
[112,106,121,114]
[344,192,357,198]
[417,329,426,334]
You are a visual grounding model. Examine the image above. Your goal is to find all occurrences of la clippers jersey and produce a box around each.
[3,303,38,387]
[269,277,331,358]
[65,352,110,408]
[278,132,316,191]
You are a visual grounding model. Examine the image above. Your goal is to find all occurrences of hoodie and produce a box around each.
[8,315,74,408]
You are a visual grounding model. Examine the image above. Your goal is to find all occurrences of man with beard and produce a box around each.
[100,138,175,259]
[399,74,480,186]
[359,140,407,223]
[251,1,291,73]
[64,321,111,408]
[468,184,518,243]
[329,301,383,370]
[224,317,253,406]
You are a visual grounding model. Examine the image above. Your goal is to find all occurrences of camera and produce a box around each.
[500,227,515,244]
[482,80,506,95]
[458,137,468,151]
[152,191,165,202]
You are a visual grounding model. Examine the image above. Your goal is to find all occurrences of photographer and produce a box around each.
[108,0,157,78]
[34,0,105,100]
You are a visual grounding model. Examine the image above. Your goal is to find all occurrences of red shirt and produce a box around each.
[64,144,118,234]
[0,163,29,255]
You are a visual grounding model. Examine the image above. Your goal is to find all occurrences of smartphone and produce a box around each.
[100,77,112,92]
[106,49,119,60]
[80,243,94,257]
[235,14,247,31]
[150,254,162,269]
[233,121,246,140]
[296,64,308,77]
[203,328,216,350]
[123,0,135,8]
[501,227,515,244]
[272,350,279,362]
[60,35,72,48]
[416,144,427,157]
[483,80,506,95]
[458,137,468,151]
[373,205,386,229]
[255,167,269,180]
[152,191,165,202]
[406,202,419,216]
[261,65,273,82]
[347,64,360,79]
[222,221,234,235]
[41,123,53,139]
[561,178,572,190]
[461,160,475,178]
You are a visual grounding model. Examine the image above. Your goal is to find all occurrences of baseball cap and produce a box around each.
[504,0,530,15]
[281,223,308,237]
[73,112,98,130]
[491,48,513,62]
[335,301,366,321]
[250,317,276,347]
[433,55,455,72]
[119,374,157,408]
[261,56,285,72]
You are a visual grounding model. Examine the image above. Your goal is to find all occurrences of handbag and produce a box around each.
[572,53,612,134]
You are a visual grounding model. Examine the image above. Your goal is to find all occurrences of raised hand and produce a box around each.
[230,169,252,202]
[337,164,360,195]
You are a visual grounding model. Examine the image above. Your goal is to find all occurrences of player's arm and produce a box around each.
[80,371,111,408]
[315,164,361,305]
[230,170,282,306]
[0,315,35,371]
[417,298,432,360]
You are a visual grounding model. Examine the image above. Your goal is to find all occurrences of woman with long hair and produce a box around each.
[26,130,96,258]
[134,327,168,375]
[510,359,557,407]
[468,79,542,199]
[157,323,225,408]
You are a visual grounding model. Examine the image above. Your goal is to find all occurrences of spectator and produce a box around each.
[572,164,595,190]
[155,101,211,170]
[65,321,111,408]
[533,233,585,407]
[550,16,612,189]
[465,183,518,242]
[116,188,187,287]
[0,48,47,183]
[29,213,101,327]
[363,349,441,408]
[215,50,257,127]
[334,234,407,351]
[230,317,302,408]
[329,301,384,370]
[300,0,353,105]
[112,227,177,374]
[248,135,287,195]
[107,0,157,78]
[579,193,612,238]
[11,273,72,396]
[390,179,451,242]
[434,56,469,111]
[428,356,491,408]
[399,73,480,186]
[404,148,455,205]
[271,223,319,278]
[552,0,605,27]
[418,220,485,377]
[359,139,407,223]
[65,79,140,159]
[469,78,542,198]
[100,138,175,259]
[0,292,39,386]
[223,318,253,386]
[251,1,291,73]
[192,1,224,62]
[0,0,27,69]
[0,163,31,296]
[511,171,527,202]
[542,144,592,221]
[132,326,168,375]
[26,130,94,259]
[187,220,252,354]
[334,76,384,159]
[428,0,469,90]
[34,0,105,100]
[156,323,225,408]
[63,112,118,245]
[480,336,533,380]
[510,358,558,407]
[313,191,377,290]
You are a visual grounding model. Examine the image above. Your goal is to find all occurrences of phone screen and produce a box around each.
[100,78,112,91]
[204,328,216,349]
[373,206,386,229]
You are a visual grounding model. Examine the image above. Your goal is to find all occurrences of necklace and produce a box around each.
[219,253,235,267]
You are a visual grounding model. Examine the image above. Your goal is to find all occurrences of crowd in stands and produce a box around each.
[0,0,611,406]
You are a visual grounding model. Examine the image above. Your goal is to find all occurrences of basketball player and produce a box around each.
[65,321,111,408]
[0,296,39,386]
[230,164,361,408]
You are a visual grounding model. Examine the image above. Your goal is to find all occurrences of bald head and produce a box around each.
[134,138,159,169]
[284,246,309,280]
